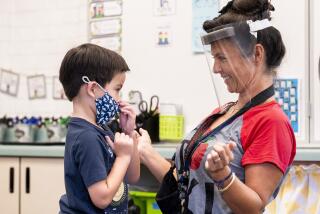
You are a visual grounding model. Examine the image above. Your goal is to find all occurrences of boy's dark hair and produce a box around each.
[203,0,285,73]
[59,43,130,101]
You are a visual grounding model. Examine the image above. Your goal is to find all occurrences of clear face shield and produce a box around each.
[201,19,272,109]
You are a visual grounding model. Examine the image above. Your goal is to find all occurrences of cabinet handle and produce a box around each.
[318,56,320,80]
[9,167,14,193]
[26,167,30,194]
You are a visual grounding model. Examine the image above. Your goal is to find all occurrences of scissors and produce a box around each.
[138,100,149,115]
[149,95,159,115]
[138,95,159,116]
[128,90,143,104]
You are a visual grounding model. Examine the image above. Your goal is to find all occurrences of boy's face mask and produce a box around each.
[82,76,120,127]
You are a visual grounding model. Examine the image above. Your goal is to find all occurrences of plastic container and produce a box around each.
[159,115,184,141]
[129,191,161,214]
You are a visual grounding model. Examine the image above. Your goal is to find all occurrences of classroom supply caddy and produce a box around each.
[159,115,184,141]
[159,103,184,141]
[129,191,161,214]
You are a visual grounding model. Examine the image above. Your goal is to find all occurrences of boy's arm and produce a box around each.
[88,133,133,209]
[88,155,131,209]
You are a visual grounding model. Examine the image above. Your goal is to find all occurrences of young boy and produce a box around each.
[58,43,140,213]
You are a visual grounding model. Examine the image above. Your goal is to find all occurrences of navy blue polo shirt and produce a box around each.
[59,117,128,214]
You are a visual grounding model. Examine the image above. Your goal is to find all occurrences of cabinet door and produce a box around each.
[272,0,309,143]
[0,157,20,214]
[311,0,320,143]
[20,158,65,214]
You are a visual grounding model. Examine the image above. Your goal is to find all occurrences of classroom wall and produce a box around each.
[121,0,220,132]
[0,1,12,68]
[0,0,86,120]
[0,0,224,133]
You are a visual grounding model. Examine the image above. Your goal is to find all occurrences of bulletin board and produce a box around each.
[274,79,299,134]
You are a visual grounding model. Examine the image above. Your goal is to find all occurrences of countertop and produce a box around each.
[0,142,320,161]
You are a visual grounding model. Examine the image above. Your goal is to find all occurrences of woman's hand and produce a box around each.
[136,128,153,164]
[205,141,236,180]
[119,101,136,135]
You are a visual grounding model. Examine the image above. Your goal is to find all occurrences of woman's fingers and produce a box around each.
[206,142,236,173]
[213,144,229,166]
[206,150,221,172]
[139,128,148,136]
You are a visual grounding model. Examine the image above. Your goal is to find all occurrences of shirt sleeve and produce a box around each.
[241,116,296,174]
[73,131,108,188]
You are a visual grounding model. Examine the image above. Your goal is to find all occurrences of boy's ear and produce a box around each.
[85,82,97,98]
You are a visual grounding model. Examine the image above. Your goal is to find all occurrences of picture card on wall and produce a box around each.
[0,69,20,96]
[27,75,46,99]
[90,18,122,36]
[155,23,172,47]
[52,76,67,100]
[90,36,121,53]
[90,1,122,19]
[153,0,176,16]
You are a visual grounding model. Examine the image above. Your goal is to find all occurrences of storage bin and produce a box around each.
[159,115,184,141]
[129,191,161,214]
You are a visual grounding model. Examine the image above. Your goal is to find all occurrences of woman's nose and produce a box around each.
[213,62,221,74]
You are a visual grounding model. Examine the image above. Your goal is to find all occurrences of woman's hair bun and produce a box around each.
[233,0,274,15]
[219,0,274,18]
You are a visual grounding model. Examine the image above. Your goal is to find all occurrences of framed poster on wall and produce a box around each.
[27,75,46,99]
[0,69,20,96]
[52,76,67,100]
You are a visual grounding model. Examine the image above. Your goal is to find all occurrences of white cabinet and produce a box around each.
[20,158,65,214]
[0,157,64,214]
[311,0,320,144]
[0,157,20,214]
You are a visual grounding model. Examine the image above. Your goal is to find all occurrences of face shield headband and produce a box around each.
[201,19,272,45]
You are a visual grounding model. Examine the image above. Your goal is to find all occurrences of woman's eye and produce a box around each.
[219,57,227,62]
[213,55,227,62]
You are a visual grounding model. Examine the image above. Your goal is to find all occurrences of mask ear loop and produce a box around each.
[82,76,90,84]
[82,76,107,93]
[82,75,120,110]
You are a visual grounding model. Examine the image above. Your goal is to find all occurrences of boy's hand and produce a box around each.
[106,132,133,158]
[119,101,136,135]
